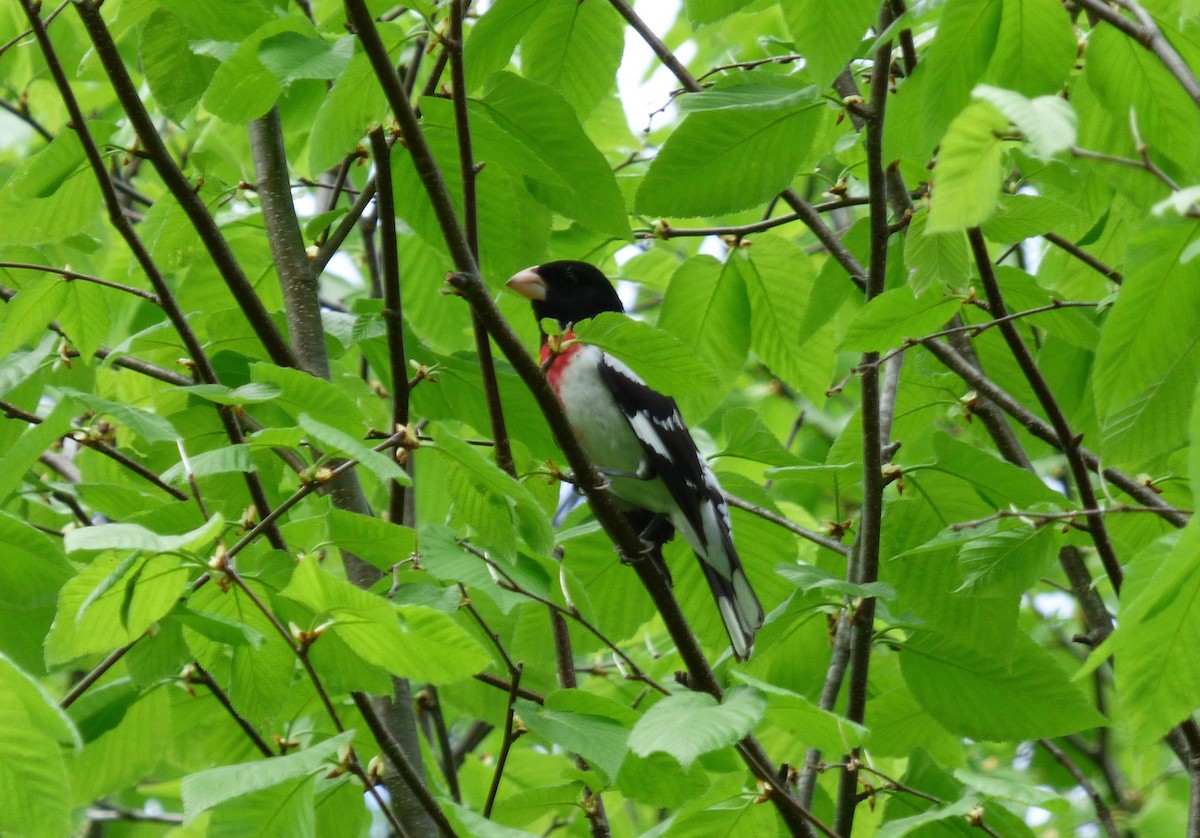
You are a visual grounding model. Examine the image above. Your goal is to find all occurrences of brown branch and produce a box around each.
[188,663,275,758]
[0,262,159,303]
[369,128,411,526]
[1073,0,1200,110]
[1042,233,1123,285]
[834,8,893,833]
[1038,739,1122,838]
[968,227,1124,592]
[725,493,850,556]
[920,338,1187,527]
[482,663,523,818]
[73,0,296,369]
[448,0,515,478]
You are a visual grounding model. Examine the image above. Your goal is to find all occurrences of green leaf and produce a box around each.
[0,274,67,357]
[516,694,629,782]
[571,311,720,397]
[447,803,541,838]
[280,557,490,683]
[139,9,216,121]
[428,427,554,556]
[65,515,224,555]
[684,0,750,24]
[927,99,1010,232]
[249,363,363,435]
[732,671,868,755]
[981,0,1077,97]
[0,399,73,503]
[0,334,55,399]
[659,255,751,417]
[201,18,309,123]
[297,413,409,485]
[930,432,1070,508]
[635,101,823,218]
[68,685,170,805]
[325,508,416,572]
[904,210,970,297]
[676,81,818,114]
[308,50,389,174]
[0,126,108,245]
[840,286,962,351]
[521,0,624,117]
[46,553,193,665]
[58,278,110,360]
[781,0,878,88]
[1093,223,1200,465]
[161,445,256,485]
[629,688,766,769]
[957,523,1057,594]
[0,512,72,675]
[901,629,1106,740]
[475,72,629,239]
[877,797,979,838]
[715,407,801,467]
[1111,520,1200,745]
[776,564,895,600]
[733,237,836,401]
[920,0,1003,144]
[257,32,353,84]
[181,382,282,405]
[181,731,354,819]
[981,192,1088,243]
[973,84,1076,161]
[208,776,317,838]
[1086,23,1200,172]
[0,655,77,838]
[59,387,179,444]
[464,0,552,92]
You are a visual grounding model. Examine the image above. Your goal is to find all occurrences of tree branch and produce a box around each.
[835,9,893,833]
[968,227,1124,592]
[920,339,1188,528]
[73,0,296,369]
[1073,0,1200,110]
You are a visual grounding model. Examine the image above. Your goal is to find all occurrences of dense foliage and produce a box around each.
[1,0,1198,835]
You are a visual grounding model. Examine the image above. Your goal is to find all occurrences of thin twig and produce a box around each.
[483,663,524,818]
[0,262,159,303]
[369,128,410,526]
[188,662,275,758]
[968,227,1125,591]
[60,641,138,708]
[949,505,1190,532]
[1072,0,1200,110]
[0,397,190,501]
[73,0,296,369]
[1042,233,1123,285]
[834,9,893,833]
[725,493,850,556]
[1038,739,1122,838]
[920,339,1188,527]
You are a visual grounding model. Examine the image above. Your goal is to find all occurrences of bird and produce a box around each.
[506,260,764,660]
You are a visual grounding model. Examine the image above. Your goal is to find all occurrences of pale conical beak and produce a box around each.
[505,267,547,301]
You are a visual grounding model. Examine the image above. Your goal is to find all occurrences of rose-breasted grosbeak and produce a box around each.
[507,261,764,660]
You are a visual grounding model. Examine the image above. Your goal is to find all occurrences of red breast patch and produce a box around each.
[542,331,583,396]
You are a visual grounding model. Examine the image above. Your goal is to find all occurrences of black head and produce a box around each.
[506,261,624,330]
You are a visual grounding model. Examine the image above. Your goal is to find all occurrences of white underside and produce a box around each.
[555,346,675,517]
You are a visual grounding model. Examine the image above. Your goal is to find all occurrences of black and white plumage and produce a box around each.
[507,261,764,660]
